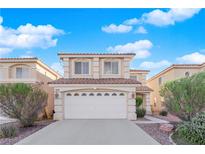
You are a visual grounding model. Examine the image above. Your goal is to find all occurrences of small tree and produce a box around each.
[135,96,146,118]
[0,83,48,127]
[160,72,205,121]
[135,96,143,108]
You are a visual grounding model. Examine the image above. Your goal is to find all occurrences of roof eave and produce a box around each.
[58,52,136,59]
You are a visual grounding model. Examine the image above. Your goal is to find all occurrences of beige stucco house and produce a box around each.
[0,57,61,118]
[147,63,205,113]
[49,53,152,121]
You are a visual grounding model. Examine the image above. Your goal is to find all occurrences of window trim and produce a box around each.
[74,61,89,75]
[72,59,91,76]
[103,60,120,75]
[16,67,29,79]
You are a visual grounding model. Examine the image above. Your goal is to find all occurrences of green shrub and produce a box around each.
[136,108,146,118]
[0,83,48,127]
[135,96,143,107]
[160,72,205,121]
[160,110,168,116]
[0,125,18,138]
[174,112,205,144]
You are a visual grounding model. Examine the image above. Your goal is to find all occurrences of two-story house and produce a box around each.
[49,53,152,120]
[0,58,61,118]
[147,62,205,113]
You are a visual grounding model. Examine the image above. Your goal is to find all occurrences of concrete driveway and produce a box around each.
[16,120,159,145]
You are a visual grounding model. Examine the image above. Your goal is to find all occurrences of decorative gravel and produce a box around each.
[137,123,173,145]
[136,117,151,121]
[153,114,181,123]
[0,120,55,145]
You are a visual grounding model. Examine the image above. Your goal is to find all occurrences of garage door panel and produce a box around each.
[64,92,127,119]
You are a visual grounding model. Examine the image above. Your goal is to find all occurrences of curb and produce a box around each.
[169,132,176,145]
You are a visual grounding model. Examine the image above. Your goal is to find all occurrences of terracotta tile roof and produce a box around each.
[48,78,141,84]
[0,57,38,60]
[136,86,153,92]
[58,52,136,56]
[130,69,150,72]
[172,63,203,67]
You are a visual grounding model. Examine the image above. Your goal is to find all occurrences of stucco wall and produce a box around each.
[0,63,37,83]
[36,71,55,118]
[130,72,148,85]
[63,57,130,79]
[36,63,58,80]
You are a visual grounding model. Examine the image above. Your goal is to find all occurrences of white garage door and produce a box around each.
[64,92,127,119]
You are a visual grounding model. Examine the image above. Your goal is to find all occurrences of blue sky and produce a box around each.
[0,8,205,77]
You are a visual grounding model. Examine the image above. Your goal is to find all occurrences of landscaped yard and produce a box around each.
[138,112,205,145]
[0,83,54,145]
[0,120,55,145]
[159,72,205,145]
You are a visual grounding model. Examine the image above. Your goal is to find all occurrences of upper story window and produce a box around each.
[74,62,89,74]
[159,77,162,86]
[130,75,137,80]
[16,67,29,79]
[104,61,119,74]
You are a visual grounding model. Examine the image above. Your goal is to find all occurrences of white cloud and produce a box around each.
[170,8,201,22]
[0,16,64,50]
[139,60,171,70]
[123,18,139,25]
[17,23,63,36]
[135,26,147,34]
[142,9,174,26]
[142,8,201,27]
[101,24,132,33]
[101,8,201,34]
[51,62,64,76]
[176,52,205,64]
[107,40,153,59]
[0,48,12,57]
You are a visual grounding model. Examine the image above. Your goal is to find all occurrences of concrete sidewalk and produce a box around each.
[135,115,169,124]
[16,120,159,145]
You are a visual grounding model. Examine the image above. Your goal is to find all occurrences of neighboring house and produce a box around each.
[49,53,152,120]
[0,58,61,118]
[147,63,205,113]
